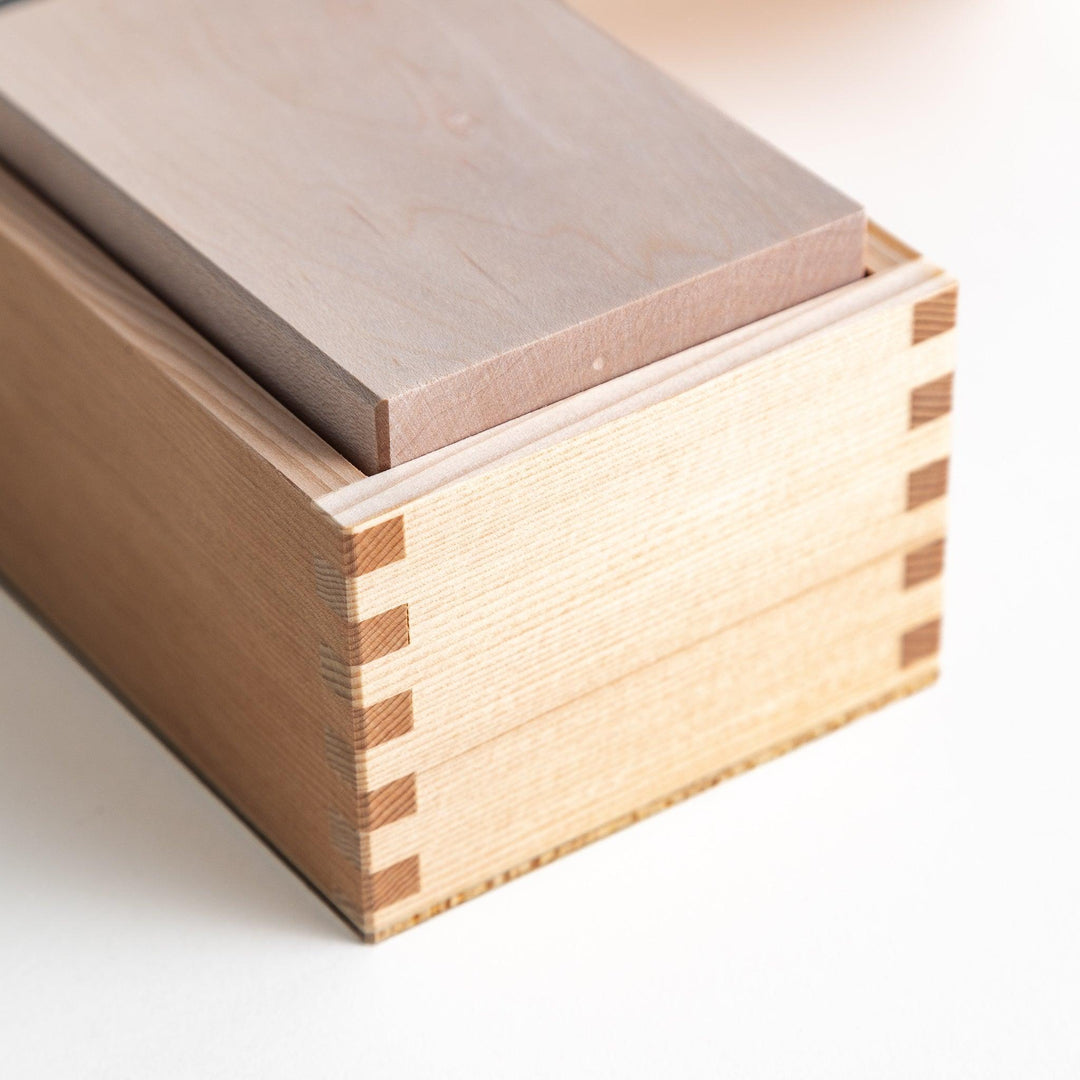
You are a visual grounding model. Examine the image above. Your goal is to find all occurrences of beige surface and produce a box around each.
[370,566,942,939]
[2,0,1077,1071]
[0,0,863,472]
[329,303,954,791]
[0,155,951,939]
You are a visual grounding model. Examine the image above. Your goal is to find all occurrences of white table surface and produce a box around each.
[2,0,1077,1075]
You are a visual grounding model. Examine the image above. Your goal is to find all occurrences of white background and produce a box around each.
[2,0,1078,1075]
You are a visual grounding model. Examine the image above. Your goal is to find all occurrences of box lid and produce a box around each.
[0,0,865,472]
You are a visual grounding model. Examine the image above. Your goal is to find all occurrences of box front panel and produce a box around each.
[326,289,957,938]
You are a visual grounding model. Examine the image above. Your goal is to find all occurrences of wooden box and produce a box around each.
[0,167,957,941]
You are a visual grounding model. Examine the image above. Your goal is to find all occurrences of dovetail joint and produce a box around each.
[324,727,359,787]
[357,689,414,750]
[314,556,351,619]
[358,774,418,831]
[354,604,410,664]
[912,286,958,345]
[319,642,361,701]
[318,606,410,700]
[901,618,942,668]
[346,516,406,577]
[316,516,418,917]
[328,806,363,869]
[903,538,946,590]
[361,855,422,913]
[313,517,407,622]
[906,458,950,512]
[910,372,954,429]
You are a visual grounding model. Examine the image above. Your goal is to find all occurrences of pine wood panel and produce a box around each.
[913,286,959,344]
[0,0,864,471]
[318,225,944,527]
[0,167,369,921]
[0,164,955,941]
[365,553,944,938]
[906,458,951,511]
[901,618,944,668]
[317,264,957,937]
[903,538,946,589]
[332,316,956,790]
[910,372,955,427]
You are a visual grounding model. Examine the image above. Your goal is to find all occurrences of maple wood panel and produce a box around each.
[0,0,864,471]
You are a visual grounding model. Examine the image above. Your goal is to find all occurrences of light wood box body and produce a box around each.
[0,168,957,941]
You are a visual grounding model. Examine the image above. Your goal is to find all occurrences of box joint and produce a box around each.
[313,513,421,917]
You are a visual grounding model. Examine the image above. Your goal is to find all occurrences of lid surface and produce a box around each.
[0,0,865,471]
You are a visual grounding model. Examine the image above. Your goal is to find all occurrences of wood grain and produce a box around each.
[346,518,407,578]
[910,373,954,427]
[320,224,945,528]
[353,606,411,665]
[368,670,938,940]
[904,538,946,589]
[365,551,944,937]
[0,166,371,922]
[906,458,950,511]
[360,857,422,914]
[901,618,943,667]
[357,775,418,832]
[0,164,954,941]
[356,691,416,752]
[913,286,959,344]
[315,241,955,937]
[0,0,864,472]
[330,308,955,790]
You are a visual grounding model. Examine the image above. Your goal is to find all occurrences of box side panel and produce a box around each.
[0,174,372,927]
[369,550,944,938]
[352,307,957,785]
[335,288,957,938]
